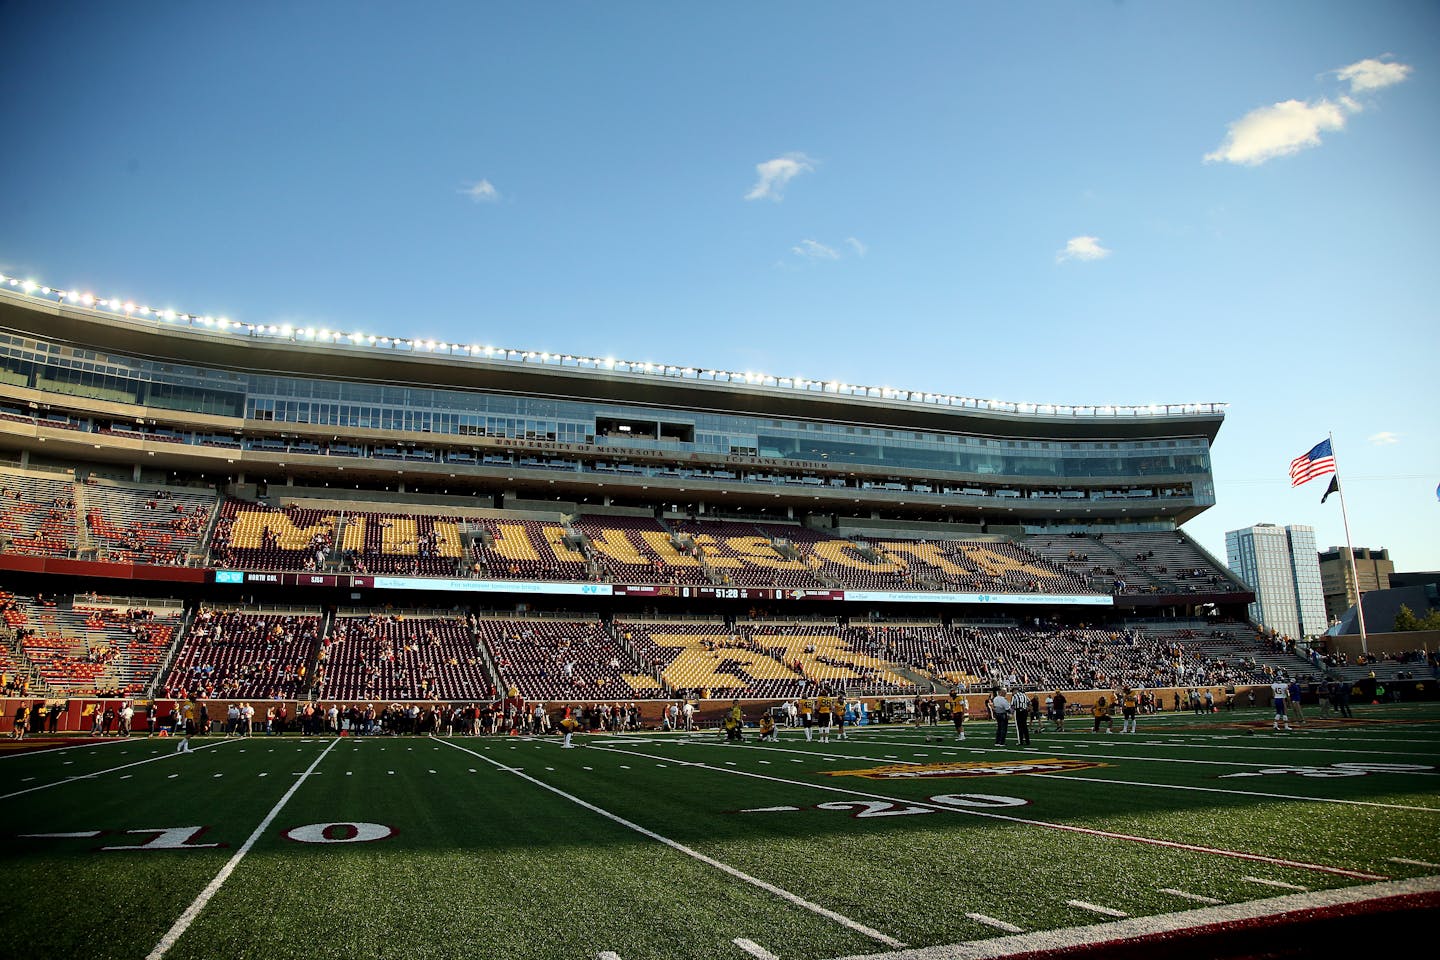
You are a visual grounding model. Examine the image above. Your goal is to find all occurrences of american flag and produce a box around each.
[1289,439,1336,487]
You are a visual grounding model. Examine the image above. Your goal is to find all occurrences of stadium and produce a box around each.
[1,274,1436,960]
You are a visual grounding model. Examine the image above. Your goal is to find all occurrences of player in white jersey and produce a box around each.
[1270,679,1292,731]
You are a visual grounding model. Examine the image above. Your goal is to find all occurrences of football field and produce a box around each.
[3,704,1439,960]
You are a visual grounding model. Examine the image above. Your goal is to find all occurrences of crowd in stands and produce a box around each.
[315,613,493,701]
[164,608,320,699]
[479,616,653,701]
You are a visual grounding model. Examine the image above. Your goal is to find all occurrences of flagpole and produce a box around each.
[1329,432,1369,657]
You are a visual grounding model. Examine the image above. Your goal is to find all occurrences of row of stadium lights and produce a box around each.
[1,273,1224,418]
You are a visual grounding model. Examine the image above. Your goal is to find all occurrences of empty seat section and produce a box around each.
[0,469,77,557]
[574,515,712,585]
[81,481,217,564]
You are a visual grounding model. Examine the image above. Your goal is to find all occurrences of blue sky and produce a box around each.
[2,0,1437,571]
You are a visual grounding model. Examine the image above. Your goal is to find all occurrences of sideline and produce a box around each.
[0,738,238,802]
[821,876,1440,960]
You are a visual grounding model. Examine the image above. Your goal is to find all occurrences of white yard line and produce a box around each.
[860,732,1440,763]
[1388,857,1440,868]
[732,938,780,960]
[0,739,237,802]
[586,743,1388,881]
[821,875,1440,960]
[146,738,339,960]
[1158,888,1221,905]
[436,738,904,949]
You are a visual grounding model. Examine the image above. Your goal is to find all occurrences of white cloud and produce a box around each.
[1336,57,1413,93]
[745,153,814,201]
[1204,98,1351,166]
[1368,431,1401,446]
[792,239,840,261]
[460,179,499,202]
[1205,56,1412,166]
[1056,236,1111,263]
[845,237,868,257]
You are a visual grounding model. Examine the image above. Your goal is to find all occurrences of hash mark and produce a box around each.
[965,913,1023,933]
[1067,899,1127,917]
[1243,877,1307,891]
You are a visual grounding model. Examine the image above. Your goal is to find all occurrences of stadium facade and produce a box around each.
[0,279,1223,531]
[2,273,1301,720]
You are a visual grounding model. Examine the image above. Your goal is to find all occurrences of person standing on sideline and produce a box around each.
[798,693,814,742]
[835,694,849,740]
[991,689,1012,746]
[176,698,197,753]
[1271,678,1292,731]
[1120,687,1139,734]
[118,701,133,737]
[1012,689,1031,746]
[1335,680,1354,718]
[1052,691,1067,732]
[1287,679,1306,726]
[816,689,834,743]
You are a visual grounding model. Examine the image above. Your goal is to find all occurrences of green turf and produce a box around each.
[2,705,1439,960]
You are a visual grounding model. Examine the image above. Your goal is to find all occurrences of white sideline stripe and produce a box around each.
[19,831,102,838]
[1389,857,1440,868]
[0,739,235,801]
[436,738,903,948]
[597,952,622,960]
[1159,888,1221,905]
[146,738,339,960]
[1026,772,1438,813]
[1243,876,1308,892]
[0,737,131,759]
[587,743,1387,881]
[733,938,779,959]
[1067,900,1127,918]
[823,875,1440,960]
[964,913,1023,933]
[869,733,1440,765]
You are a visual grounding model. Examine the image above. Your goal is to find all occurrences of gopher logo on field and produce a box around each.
[822,758,1107,780]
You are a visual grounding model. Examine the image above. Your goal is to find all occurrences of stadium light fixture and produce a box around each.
[3,266,1226,422]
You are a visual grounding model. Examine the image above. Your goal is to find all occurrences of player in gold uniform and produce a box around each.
[816,691,834,743]
[797,695,814,742]
[1120,687,1140,734]
[949,692,967,741]
[1092,696,1114,734]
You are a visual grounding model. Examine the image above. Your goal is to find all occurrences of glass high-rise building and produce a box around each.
[1225,524,1327,640]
